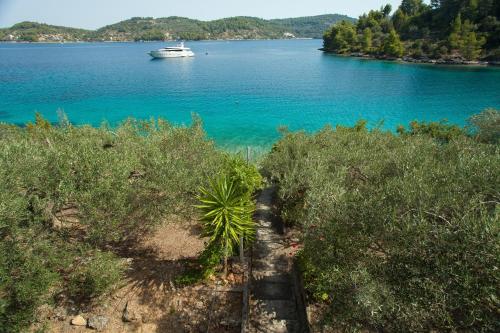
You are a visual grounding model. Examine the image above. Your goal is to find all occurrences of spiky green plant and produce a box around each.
[196,177,256,274]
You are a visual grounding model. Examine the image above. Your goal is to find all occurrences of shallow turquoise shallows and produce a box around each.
[0,40,499,149]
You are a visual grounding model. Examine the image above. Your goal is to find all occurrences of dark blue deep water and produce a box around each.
[0,39,499,148]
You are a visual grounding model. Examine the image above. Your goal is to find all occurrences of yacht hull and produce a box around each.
[148,50,195,59]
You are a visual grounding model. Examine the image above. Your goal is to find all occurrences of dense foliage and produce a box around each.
[269,14,355,39]
[0,115,226,332]
[0,15,352,42]
[0,21,89,42]
[197,177,256,271]
[323,0,500,61]
[182,155,262,282]
[263,111,500,332]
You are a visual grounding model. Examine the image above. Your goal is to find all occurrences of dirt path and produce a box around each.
[247,187,309,333]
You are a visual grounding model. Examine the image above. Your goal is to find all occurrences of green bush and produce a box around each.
[67,250,124,302]
[176,156,261,284]
[401,119,467,142]
[196,176,256,274]
[223,154,263,197]
[0,240,58,333]
[0,115,226,332]
[174,243,224,286]
[468,108,500,144]
[263,119,500,332]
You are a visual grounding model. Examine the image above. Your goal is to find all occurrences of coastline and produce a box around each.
[0,38,316,44]
[320,49,500,67]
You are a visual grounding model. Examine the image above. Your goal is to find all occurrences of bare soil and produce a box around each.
[42,220,244,333]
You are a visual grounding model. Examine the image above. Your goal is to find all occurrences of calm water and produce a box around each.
[0,40,499,148]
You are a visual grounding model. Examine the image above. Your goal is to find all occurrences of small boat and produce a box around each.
[148,42,195,59]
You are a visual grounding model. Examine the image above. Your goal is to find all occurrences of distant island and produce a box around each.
[0,14,354,42]
[322,0,500,65]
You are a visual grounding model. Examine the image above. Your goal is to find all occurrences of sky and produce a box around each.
[0,0,403,29]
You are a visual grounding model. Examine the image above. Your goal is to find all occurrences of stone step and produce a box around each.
[252,258,290,273]
[256,219,273,228]
[252,251,287,261]
[248,319,300,333]
[256,204,272,211]
[252,299,298,320]
[252,243,286,259]
[256,228,283,242]
[249,188,307,333]
[252,270,291,283]
[252,281,294,300]
[253,240,285,251]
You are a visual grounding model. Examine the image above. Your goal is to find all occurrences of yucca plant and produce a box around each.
[196,176,256,275]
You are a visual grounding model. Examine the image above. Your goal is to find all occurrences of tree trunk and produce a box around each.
[224,241,228,278]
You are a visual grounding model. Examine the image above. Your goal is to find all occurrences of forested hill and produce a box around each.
[0,21,90,42]
[323,0,500,63]
[0,14,353,42]
[269,14,355,38]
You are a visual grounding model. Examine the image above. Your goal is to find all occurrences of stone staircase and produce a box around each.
[246,187,309,333]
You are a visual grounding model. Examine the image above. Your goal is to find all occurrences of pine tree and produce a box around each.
[362,28,373,53]
[448,16,485,60]
[400,0,425,16]
[448,14,462,49]
[324,21,358,53]
[392,9,408,31]
[461,30,485,60]
[383,29,405,57]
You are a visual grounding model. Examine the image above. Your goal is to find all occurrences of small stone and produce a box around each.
[70,315,86,326]
[227,273,235,282]
[87,315,108,331]
[122,302,141,323]
[53,307,67,321]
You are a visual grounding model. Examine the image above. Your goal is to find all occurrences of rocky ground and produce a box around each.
[37,221,244,333]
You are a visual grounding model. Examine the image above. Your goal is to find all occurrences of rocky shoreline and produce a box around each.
[322,50,500,67]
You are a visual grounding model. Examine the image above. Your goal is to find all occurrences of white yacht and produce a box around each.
[148,42,195,59]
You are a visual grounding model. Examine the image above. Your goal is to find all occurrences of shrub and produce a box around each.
[0,115,226,331]
[400,119,467,142]
[468,108,500,144]
[174,243,224,286]
[177,156,261,284]
[196,177,256,274]
[67,250,124,302]
[223,154,263,197]
[263,118,500,332]
[0,240,58,333]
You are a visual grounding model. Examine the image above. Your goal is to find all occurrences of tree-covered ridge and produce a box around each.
[97,16,287,41]
[323,0,500,62]
[0,21,90,42]
[270,14,355,38]
[0,14,353,42]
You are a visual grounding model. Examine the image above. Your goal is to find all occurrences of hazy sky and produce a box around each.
[0,0,403,29]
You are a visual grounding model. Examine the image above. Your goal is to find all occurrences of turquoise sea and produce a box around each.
[0,39,499,148]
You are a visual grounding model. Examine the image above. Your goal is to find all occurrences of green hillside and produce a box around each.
[95,16,287,41]
[0,21,90,42]
[270,14,355,38]
[0,14,354,42]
